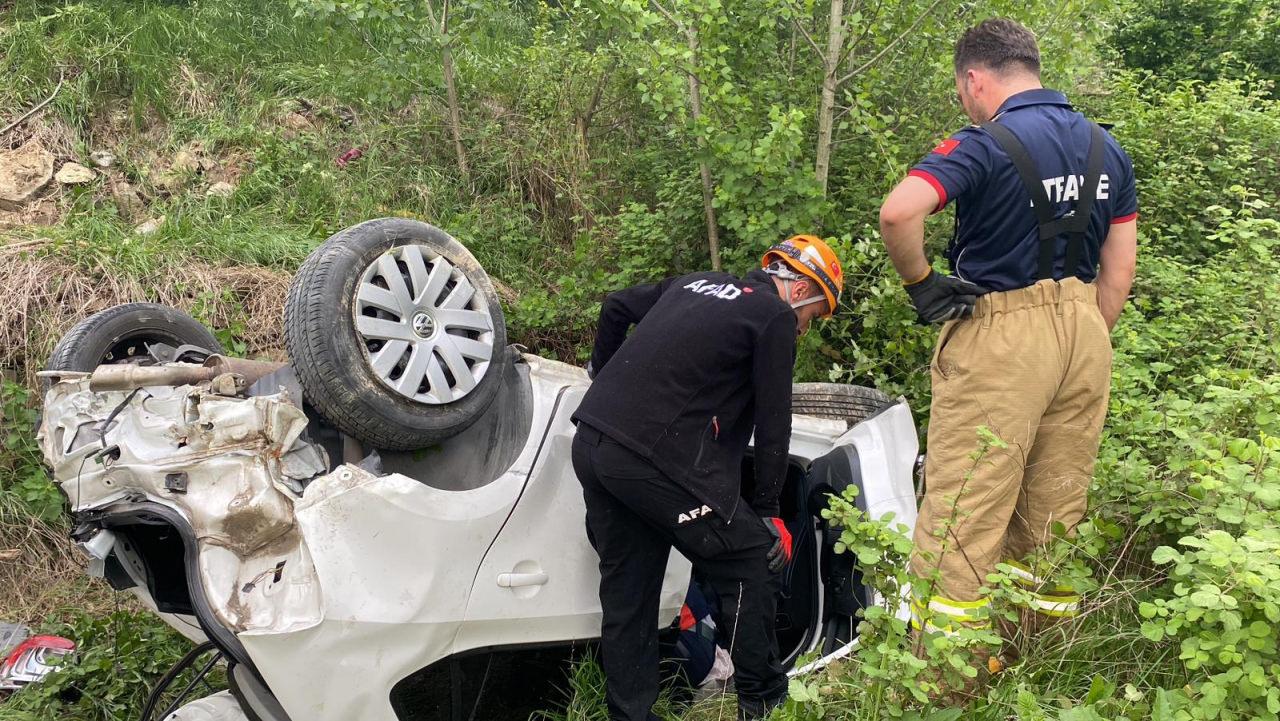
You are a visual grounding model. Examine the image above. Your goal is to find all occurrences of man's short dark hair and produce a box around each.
[954,19,1041,76]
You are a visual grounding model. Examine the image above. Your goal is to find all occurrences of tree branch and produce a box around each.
[838,0,946,85]
[0,68,64,139]
[648,0,685,33]
[791,16,823,57]
[838,0,882,67]
[578,56,619,144]
[421,0,441,33]
[641,2,714,95]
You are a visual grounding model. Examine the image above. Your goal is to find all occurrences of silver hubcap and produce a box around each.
[353,244,495,404]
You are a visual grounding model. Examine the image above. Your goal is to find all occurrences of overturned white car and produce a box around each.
[38,219,919,721]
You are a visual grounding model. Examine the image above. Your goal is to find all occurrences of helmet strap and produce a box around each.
[789,295,828,310]
[775,273,827,312]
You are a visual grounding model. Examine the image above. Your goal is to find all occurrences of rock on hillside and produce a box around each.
[54,162,96,185]
[0,141,54,211]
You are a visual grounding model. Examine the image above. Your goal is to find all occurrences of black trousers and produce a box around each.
[572,424,787,721]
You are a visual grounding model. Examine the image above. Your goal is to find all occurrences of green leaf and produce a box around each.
[1084,674,1111,705]
[1057,705,1105,721]
[1152,689,1176,721]
[1140,622,1165,642]
[1190,588,1223,608]
[1016,688,1048,720]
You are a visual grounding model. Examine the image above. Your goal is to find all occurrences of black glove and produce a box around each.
[904,269,983,324]
[764,517,793,573]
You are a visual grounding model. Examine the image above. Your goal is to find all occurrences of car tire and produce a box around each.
[46,303,224,376]
[284,218,508,450]
[791,383,895,427]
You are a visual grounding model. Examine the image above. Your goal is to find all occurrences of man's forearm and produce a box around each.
[589,298,630,372]
[879,177,940,283]
[1095,272,1132,330]
[1095,221,1138,331]
[881,218,932,283]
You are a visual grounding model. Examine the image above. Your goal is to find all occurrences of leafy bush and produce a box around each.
[1109,0,1280,89]
[0,611,216,721]
[0,382,62,523]
[1080,78,1280,261]
[1141,525,1280,720]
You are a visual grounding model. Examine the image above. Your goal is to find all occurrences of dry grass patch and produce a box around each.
[0,493,122,624]
[0,238,290,387]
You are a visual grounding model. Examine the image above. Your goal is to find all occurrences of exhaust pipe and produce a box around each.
[84,356,286,392]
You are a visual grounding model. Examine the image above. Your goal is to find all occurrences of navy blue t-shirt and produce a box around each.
[910,89,1138,292]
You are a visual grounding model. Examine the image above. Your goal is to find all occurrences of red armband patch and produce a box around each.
[931,138,961,156]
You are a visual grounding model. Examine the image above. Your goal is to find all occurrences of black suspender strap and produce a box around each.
[1065,123,1108,279]
[980,120,1107,281]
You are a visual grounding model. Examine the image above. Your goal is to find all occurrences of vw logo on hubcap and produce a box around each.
[411,311,436,339]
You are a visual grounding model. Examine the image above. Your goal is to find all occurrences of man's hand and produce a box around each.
[904,269,983,324]
[764,517,793,573]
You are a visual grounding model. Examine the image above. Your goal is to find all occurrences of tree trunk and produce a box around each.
[575,60,614,158]
[439,0,470,185]
[683,28,722,271]
[814,0,845,197]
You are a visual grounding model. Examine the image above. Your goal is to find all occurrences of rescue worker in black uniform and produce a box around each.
[571,235,846,721]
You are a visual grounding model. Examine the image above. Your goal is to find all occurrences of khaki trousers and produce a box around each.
[911,278,1112,619]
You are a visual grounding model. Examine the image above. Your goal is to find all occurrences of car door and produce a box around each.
[454,360,693,653]
[834,400,919,529]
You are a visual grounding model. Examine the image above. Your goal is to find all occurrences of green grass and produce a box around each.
[538,597,1187,721]
[1,0,564,286]
[531,655,737,721]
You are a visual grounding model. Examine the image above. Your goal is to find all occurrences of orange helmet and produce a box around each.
[761,235,844,317]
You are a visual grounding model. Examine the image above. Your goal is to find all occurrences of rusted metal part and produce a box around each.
[208,373,246,396]
[210,357,288,386]
[88,363,214,391]
[87,356,286,392]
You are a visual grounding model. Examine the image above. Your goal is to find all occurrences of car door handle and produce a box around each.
[497,572,548,588]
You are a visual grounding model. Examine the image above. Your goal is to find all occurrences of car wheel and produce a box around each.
[284,218,508,450]
[791,383,895,428]
[46,303,224,377]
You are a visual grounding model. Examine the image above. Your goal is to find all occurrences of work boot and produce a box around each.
[736,693,784,720]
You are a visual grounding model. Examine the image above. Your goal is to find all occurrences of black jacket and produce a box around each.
[572,269,796,518]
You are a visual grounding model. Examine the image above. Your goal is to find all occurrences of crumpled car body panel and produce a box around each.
[41,381,325,636]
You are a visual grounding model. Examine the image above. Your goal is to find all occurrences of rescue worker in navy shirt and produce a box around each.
[571,236,845,721]
[878,18,1138,654]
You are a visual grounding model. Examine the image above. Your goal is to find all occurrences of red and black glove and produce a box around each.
[764,517,793,573]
